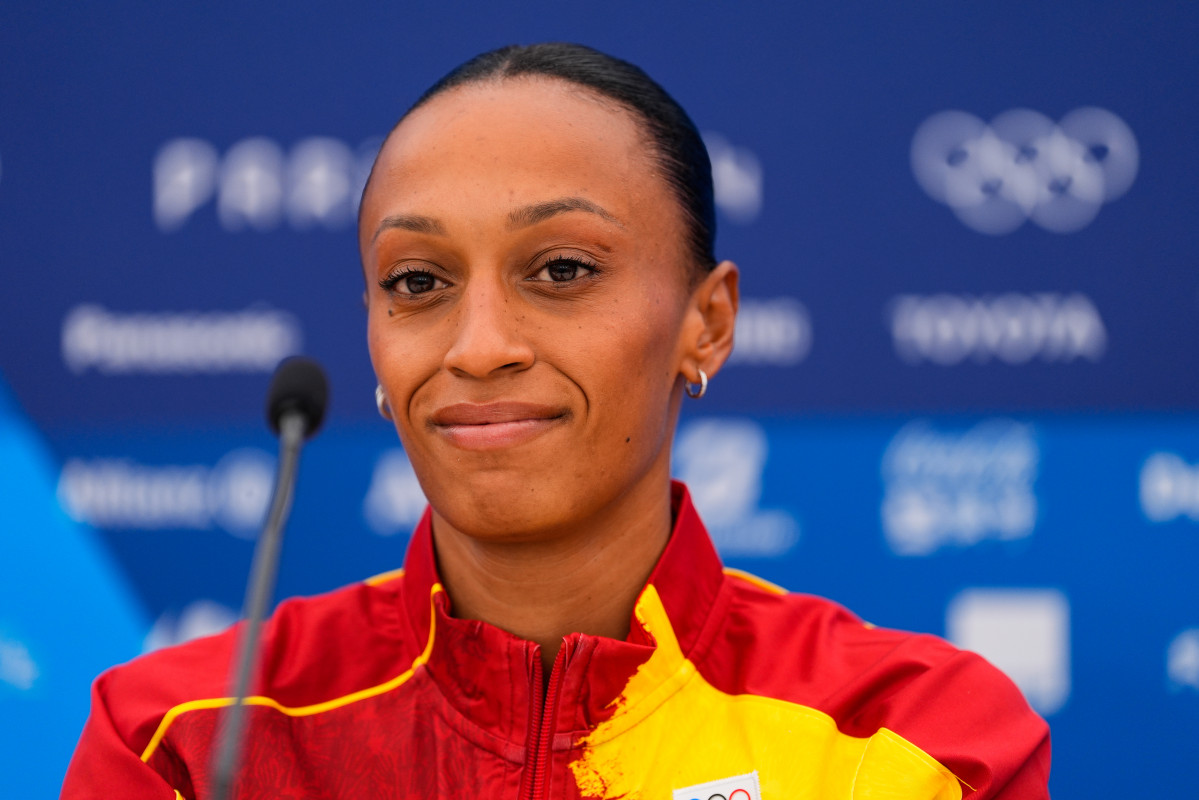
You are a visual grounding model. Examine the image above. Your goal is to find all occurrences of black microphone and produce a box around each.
[211,356,329,800]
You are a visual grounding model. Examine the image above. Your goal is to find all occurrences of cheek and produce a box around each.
[366,313,398,388]
[573,288,685,430]
[367,310,438,423]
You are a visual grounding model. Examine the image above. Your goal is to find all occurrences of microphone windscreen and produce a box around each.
[266,356,329,438]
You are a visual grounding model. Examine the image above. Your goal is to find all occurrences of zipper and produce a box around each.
[523,640,572,800]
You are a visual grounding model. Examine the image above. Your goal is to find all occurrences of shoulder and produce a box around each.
[711,569,968,701]
[708,570,1050,797]
[95,571,412,758]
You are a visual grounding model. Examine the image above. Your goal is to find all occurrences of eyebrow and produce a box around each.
[372,214,447,242]
[371,196,623,244]
[507,197,624,230]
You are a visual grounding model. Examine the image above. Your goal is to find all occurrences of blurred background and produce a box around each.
[2,2,1197,795]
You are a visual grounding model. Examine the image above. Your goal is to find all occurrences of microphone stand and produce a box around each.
[211,411,307,800]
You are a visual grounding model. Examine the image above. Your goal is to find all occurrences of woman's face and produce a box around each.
[360,78,715,542]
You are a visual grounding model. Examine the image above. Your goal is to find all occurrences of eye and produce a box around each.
[530,256,597,284]
[380,267,448,296]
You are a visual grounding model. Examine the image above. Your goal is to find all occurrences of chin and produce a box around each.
[424,467,585,543]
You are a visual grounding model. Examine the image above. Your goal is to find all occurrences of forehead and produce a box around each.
[359,78,679,244]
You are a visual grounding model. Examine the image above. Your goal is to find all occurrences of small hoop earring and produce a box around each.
[375,385,392,420]
[685,368,708,399]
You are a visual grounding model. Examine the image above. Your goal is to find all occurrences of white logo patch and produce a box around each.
[673,771,761,800]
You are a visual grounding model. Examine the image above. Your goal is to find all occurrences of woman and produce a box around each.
[63,44,1049,799]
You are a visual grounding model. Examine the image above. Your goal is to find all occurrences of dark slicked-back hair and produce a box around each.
[396,43,717,272]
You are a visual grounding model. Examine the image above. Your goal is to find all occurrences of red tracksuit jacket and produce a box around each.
[62,483,1050,798]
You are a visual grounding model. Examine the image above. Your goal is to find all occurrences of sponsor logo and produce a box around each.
[704,133,763,223]
[1140,452,1199,523]
[153,136,381,232]
[728,298,812,366]
[363,449,428,536]
[889,293,1106,366]
[57,448,274,538]
[881,420,1038,556]
[62,304,301,375]
[674,771,761,800]
[1167,629,1199,691]
[143,599,238,653]
[674,419,799,558]
[911,107,1137,234]
[947,588,1070,715]
[0,635,38,691]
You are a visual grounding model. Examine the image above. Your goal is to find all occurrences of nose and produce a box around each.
[442,278,535,379]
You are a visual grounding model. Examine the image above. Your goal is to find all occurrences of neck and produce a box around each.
[430,480,674,674]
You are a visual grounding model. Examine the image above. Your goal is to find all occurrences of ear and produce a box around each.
[680,260,739,382]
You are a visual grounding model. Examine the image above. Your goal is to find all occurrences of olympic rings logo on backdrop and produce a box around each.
[910,108,1138,234]
[687,793,752,800]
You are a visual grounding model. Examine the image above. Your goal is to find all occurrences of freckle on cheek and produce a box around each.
[625,437,631,443]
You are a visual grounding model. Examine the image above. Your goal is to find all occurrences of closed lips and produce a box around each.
[430,402,566,426]
[429,402,567,450]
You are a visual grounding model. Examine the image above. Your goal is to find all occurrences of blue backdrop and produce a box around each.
[2,2,1196,796]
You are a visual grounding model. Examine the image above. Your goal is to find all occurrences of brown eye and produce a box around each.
[547,262,578,281]
[380,267,448,297]
[531,256,596,284]
[404,272,437,293]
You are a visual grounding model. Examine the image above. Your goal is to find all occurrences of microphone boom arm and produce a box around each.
[211,411,307,799]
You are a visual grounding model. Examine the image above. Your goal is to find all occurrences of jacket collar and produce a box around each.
[397,481,725,749]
